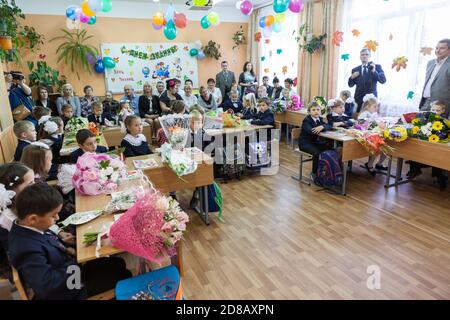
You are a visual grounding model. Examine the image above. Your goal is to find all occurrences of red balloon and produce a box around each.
[173,12,187,29]
[163,18,167,26]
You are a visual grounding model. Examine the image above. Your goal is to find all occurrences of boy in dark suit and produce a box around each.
[87,102,112,126]
[327,99,354,128]
[61,104,74,127]
[251,98,275,126]
[220,90,243,114]
[262,76,273,97]
[299,101,333,176]
[70,129,108,164]
[13,120,37,161]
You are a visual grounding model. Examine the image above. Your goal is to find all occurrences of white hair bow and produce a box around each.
[327,99,337,107]
[44,120,59,134]
[31,141,50,149]
[38,115,51,125]
[363,94,377,103]
[0,183,16,212]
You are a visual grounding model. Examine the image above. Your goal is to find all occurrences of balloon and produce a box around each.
[193,0,208,5]
[86,53,96,65]
[194,40,202,49]
[289,0,304,13]
[259,17,266,28]
[79,12,90,23]
[272,22,283,33]
[81,0,96,17]
[173,12,187,29]
[162,18,167,26]
[94,60,105,73]
[197,51,206,60]
[207,12,220,26]
[152,22,163,30]
[235,1,243,10]
[200,15,211,29]
[240,0,253,15]
[273,0,290,14]
[262,26,272,38]
[164,20,177,40]
[88,0,102,12]
[87,16,97,25]
[275,13,286,23]
[164,4,175,22]
[265,15,275,27]
[152,12,164,26]
[66,5,79,20]
[103,56,115,69]
[102,0,113,12]
[189,48,198,56]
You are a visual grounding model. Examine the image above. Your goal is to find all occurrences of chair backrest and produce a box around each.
[291,128,301,140]
[0,125,18,162]
[12,267,29,300]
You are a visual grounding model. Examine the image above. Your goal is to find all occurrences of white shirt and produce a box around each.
[209,87,222,105]
[180,93,198,109]
[358,111,379,122]
[423,56,449,98]
[14,220,44,234]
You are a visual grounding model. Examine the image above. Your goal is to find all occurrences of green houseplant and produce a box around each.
[50,29,99,79]
[295,24,327,54]
[202,40,222,60]
[27,60,67,93]
[232,25,246,50]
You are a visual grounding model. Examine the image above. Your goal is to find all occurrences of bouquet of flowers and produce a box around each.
[72,152,127,195]
[311,96,327,116]
[157,143,197,181]
[348,129,394,156]
[159,114,191,150]
[222,111,242,127]
[384,126,408,142]
[109,188,189,263]
[65,116,88,138]
[272,99,288,114]
[408,113,450,143]
[287,95,303,111]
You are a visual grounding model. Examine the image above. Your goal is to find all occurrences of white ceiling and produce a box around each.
[117,0,271,8]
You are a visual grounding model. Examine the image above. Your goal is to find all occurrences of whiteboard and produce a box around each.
[101,42,199,94]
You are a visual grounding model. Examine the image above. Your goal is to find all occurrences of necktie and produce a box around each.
[224,71,228,82]
[363,65,367,76]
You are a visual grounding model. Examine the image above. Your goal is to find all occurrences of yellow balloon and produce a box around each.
[81,0,96,17]
[275,13,286,23]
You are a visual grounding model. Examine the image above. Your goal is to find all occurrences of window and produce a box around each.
[337,0,450,115]
[257,7,299,91]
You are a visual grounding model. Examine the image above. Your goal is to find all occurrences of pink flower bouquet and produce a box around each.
[109,189,189,263]
[72,152,127,195]
[287,95,303,111]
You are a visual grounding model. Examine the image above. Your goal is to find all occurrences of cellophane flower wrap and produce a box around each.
[72,152,127,195]
[384,125,408,142]
[408,113,450,143]
[159,114,191,150]
[287,95,303,111]
[348,126,394,156]
[157,143,197,180]
[65,116,88,138]
[109,189,189,263]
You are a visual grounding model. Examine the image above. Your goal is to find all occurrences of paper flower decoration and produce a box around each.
[276,48,282,54]
[293,77,298,87]
[254,32,262,42]
[407,91,414,100]
[261,56,266,61]
[420,47,433,56]
[264,68,269,73]
[352,29,360,37]
[392,56,408,72]
[364,40,379,52]
[341,54,350,61]
[265,39,270,44]
[332,31,344,46]
[282,66,288,75]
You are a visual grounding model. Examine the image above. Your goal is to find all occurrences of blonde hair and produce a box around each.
[243,93,257,109]
[361,98,379,112]
[189,104,205,115]
[20,144,51,179]
[92,101,103,111]
[330,99,344,108]
[307,101,321,112]
[61,83,74,97]
[13,121,34,139]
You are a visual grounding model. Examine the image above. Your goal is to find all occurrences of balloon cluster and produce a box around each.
[188,41,205,60]
[200,12,220,29]
[273,0,303,14]
[259,13,286,38]
[65,0,112,26]
[87,53,116,74]
[152,5,187,40]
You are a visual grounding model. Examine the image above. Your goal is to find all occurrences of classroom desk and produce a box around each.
[125,152,214,224]
[60,134,108,156]
[275,110,308,143]
[103,125,152,148]
[75,188,184,275]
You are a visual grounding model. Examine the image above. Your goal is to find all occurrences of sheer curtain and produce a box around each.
[337,0,450,116]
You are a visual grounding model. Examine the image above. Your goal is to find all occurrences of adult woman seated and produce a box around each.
[159,78,183,114]
[138,82,161,133]
[34,86,58,116]
[56,83,81,117]
[102,90,119,118]
[197,86,217,111]
[79,85,99,117]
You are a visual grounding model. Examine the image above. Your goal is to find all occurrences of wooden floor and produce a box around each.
[175,142,450,300]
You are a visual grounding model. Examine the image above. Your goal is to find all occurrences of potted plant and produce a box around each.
[50,29,99,79]
[202,40,222,60]
[295,24,327,54]
[27,60,67,93]
[232,25,246,50]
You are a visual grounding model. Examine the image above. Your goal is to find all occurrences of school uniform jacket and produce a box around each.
[87,113,112,126]
[250,109,275,126]
[8,223,87,300]
[220,100,243,114]
[327,113,354,128]
[14,140,31,161]
[70,146,109,164]
[299,115,332,148]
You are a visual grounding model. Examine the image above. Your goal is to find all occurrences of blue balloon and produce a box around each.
[197,51,206,60]
[66,5,79,20]
[259,16,266,28]
[94,60,105,73]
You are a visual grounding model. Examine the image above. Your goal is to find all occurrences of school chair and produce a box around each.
[291,128,301,150]
[12,267,33,300]
[0,125,18,162]
[291,130,313,186]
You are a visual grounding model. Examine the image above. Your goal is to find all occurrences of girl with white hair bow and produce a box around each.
[37,115,64,164]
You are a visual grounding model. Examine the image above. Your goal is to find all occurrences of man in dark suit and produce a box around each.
[348,48,386,112]
[419,39,450,118]
[262,76,273,97]
[215,61,236,103]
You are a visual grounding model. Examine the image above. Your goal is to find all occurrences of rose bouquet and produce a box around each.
[72,152,127,195]
[408,113,450,143]
[65,116,88,138]
[287,95,303,111]
[347,129,394,156]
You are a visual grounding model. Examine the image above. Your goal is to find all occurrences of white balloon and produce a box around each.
[235,1,243,10]
[194,40,202,50]
[88,0,103,12]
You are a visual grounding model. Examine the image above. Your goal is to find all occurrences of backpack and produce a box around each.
[214,143,246,182]
[315,150,343,187]
[246,141,271,169]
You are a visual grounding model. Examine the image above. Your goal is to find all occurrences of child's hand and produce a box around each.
[334,122,344,127]
[312,125,324,134]
[59,231,76,246]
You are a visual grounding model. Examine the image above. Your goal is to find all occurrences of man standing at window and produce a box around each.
[215,61,236,103]
[420,39,450,118]
[348,48,386,112]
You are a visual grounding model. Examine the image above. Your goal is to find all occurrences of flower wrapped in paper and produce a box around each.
[288,95,303,111]
[347,129,394,156]
[65,116,88,138]
[72,152,127,195]
[157,143,197,181]
[384,126,408,142]
[158,114,191,150]
[222,111,242,128]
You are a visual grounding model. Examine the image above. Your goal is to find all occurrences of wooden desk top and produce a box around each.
[320,130,356,142]
[205,124,273,137]
[60,134,108,156]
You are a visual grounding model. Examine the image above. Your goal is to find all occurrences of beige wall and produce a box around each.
[0,63,14,131]
[5,14,248,97]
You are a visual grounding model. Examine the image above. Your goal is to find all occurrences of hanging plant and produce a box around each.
[50,29,99,79]
[295,24,327,54]
[202,40,222,60]
[232,25,246,50]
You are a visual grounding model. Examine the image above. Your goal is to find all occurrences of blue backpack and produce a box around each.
[315,150,343,187]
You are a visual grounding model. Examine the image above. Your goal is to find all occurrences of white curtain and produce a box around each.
[337,0,450,116]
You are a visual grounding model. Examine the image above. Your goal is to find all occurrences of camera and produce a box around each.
[11,72,25,81]
[367,63,375,71]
